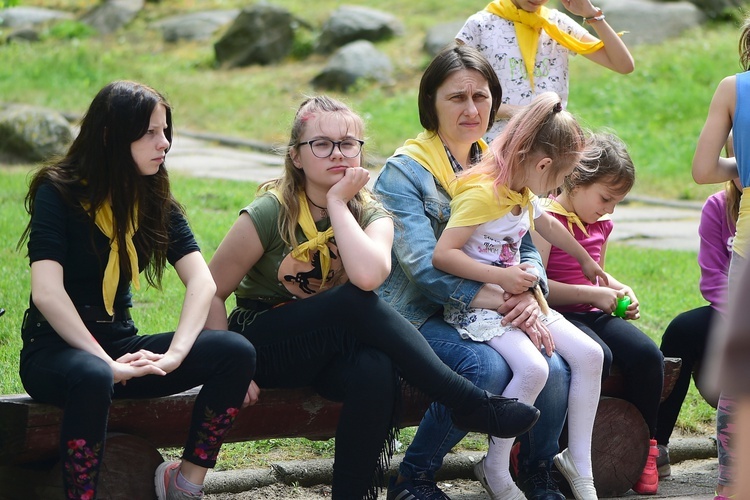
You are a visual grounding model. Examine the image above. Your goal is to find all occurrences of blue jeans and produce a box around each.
[398,314,571,479]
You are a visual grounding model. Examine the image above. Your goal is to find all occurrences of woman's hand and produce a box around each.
[327,167,370,206]
[498,291,555,355]
[111,352,166,385]
[243,381,261,408]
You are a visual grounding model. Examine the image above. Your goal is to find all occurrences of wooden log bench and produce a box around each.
[0,358,681,500]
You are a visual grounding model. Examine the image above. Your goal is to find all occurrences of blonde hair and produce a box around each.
[473,92,589,194]
[258,95,371,248]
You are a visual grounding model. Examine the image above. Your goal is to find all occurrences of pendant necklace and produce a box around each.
[307,195,328,218]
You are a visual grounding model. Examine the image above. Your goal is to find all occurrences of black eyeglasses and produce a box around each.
[298,138,365,158]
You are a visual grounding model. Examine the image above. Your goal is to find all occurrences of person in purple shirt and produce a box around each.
[656,176,741,496]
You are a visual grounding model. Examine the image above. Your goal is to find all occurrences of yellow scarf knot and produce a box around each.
[394,131,489,198]
[485,0,605,87]
[81,201,140,316]
[542,198,590,237]
[269,188,336,290]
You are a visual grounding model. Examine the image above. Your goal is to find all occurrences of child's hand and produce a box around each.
[560,0,600,18]
[618,288,641,320]
[496,263,540,295]
[590,287,619,314]
[581,258,608,287]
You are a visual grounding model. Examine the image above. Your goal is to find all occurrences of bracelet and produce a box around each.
[582,8,605,24]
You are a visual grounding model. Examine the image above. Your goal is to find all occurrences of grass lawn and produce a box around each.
[0,0,742,202]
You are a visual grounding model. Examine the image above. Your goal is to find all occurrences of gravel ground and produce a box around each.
[204,457,718,499]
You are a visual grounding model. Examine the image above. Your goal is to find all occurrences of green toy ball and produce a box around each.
[614,296,631,318]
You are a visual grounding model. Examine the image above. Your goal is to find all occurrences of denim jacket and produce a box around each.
[373,152,547,328]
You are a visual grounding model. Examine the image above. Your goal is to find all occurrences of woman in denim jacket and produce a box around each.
[374,44,572,500]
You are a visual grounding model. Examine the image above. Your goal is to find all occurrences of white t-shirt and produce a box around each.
[457,9,590,140]
[461,197,542,268]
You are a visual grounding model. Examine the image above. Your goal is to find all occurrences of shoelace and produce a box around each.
[402,479,450,500]
[524,468,557,492]
[484,394,518,440]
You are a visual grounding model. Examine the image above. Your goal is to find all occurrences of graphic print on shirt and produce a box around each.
[279,240,348,297]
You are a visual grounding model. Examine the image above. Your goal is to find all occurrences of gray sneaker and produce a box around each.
[656,445,671,478]
[155,461,204,499]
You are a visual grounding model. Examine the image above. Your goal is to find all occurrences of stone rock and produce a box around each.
[6,28,40,43]
[154,9,239,42]
[316,6,403,53]
[423,20,466,56]
[80,0,145,35]
[0,105,73,162]
[312,40,394,91]
[594,0,705,46]
[214,4,294,67]
[676,0,744,19]
[0,6,72,28]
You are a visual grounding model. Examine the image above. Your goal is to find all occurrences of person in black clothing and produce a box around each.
[18,80,256,500]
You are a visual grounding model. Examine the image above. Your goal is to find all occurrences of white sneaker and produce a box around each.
[553,448,598,500]
[473,456,526,500]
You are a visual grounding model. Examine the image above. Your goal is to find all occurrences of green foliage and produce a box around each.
[43,19,96,40]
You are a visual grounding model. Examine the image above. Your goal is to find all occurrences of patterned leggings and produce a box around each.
[20,319,255,500]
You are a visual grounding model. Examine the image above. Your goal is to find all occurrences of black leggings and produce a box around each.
[228,282,486,500]
[20,317,255,500]
[563,311,664,437]
[655,305,715,446]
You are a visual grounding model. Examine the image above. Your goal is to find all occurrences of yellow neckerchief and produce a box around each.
[394,131,489,197]
[485,0,604,87]
[734,187,750,258]
[267,188,335,289]
[448,173,537,231]
[541,197,590,237]
[81,201,140,316]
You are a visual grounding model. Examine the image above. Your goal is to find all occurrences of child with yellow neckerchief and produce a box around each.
[532,132,665,495]
[456,0,633,142]
[433,92,605,500]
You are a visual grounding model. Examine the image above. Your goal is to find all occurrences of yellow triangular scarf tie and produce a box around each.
[448,174,537,231]
[542,198,590,237]
[268,188,335,290]
[394,131,488,198]
[485,0,604,87]
[82,201,140,316]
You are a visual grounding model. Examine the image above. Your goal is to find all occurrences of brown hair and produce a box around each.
[562,132,635,197]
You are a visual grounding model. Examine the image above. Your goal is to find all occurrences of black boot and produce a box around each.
[451,391,540,438]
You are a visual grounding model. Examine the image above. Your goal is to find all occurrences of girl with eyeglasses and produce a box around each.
[206,95,541,500]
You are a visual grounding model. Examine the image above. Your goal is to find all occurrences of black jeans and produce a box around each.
[229,282,486,500]
[655,305,715,446]
[564,311,664,437]
[20,314,256,500]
